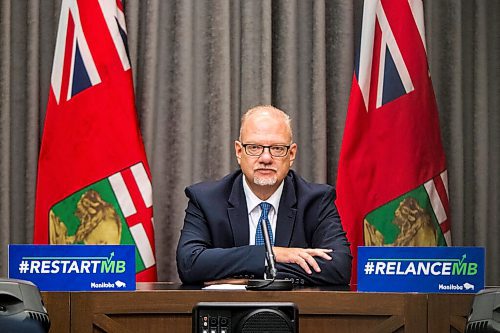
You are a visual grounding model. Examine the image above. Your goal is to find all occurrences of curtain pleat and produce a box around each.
[0,0,12,276]
[240,0,272,109]
[0,0,498,284]
[24,0,40,256]
[325,1,354,184]
[485,0,500,285]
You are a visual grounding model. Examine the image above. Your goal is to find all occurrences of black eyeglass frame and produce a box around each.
[240,143,291,157]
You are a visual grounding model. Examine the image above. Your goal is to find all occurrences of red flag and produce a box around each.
[336,0,451,285]
[34,0,157,282]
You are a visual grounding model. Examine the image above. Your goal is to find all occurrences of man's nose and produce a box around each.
[258,147,273,162]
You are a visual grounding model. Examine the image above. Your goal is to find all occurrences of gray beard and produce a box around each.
[253,175,277,186]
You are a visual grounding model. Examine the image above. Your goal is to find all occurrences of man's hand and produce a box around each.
[273,247,332,274]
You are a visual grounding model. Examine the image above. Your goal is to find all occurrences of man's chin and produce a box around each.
[253,176,277,186]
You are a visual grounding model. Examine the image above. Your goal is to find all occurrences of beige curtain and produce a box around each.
[0,0,498,285]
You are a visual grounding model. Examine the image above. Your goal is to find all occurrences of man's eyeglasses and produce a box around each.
[241,143,291,157]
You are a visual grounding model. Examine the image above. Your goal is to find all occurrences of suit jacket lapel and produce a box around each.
[227,173,249,247]
[275,173,297,246]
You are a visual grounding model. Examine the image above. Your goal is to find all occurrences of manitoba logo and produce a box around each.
[363,171,451,246]
[48,162,155,274]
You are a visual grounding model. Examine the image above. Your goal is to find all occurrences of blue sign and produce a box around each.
[8,245,136,291]
[358,246,485,293]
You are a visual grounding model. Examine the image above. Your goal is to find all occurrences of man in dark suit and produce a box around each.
[176,105,351,285]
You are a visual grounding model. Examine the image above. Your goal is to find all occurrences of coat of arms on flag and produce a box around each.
[336,0,451,284]
[49,162,155,275]
[35,0,157,281]
[364,170,450,247]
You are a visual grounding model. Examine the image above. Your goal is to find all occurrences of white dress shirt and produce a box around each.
[242,175,284,245]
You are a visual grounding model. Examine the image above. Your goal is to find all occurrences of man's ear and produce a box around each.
[288,143,297,167]
[235,140,242,165]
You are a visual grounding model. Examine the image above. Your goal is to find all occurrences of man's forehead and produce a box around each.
[242,112,289,130]
[241,122,291,143]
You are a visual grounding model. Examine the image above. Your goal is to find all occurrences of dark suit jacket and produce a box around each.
[176,170,352,285]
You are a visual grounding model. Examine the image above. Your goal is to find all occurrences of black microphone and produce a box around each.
[246,217,293,291]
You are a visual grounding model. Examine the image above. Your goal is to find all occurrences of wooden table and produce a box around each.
[42,283,474,333]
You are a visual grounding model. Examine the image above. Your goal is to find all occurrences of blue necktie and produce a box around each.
[255,202,273,245]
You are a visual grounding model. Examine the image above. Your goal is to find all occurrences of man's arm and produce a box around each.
[275,188,352,285]
[176,189,266,284]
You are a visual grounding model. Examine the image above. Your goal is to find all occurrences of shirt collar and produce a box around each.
[242,175,284,214]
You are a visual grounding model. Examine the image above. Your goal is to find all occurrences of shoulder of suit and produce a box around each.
[185,170,243,196]
[287,170,334,194]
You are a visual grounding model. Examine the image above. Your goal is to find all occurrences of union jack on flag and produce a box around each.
[355,0,417,110]
[35,0,157,282]
[50,0,130,104]
[336,0,451,285]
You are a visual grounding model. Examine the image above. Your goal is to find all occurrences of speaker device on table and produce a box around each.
[193,302,298,333]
